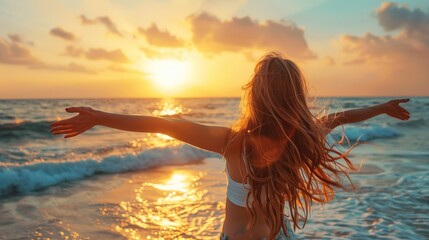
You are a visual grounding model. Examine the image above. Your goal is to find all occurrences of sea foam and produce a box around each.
[331,124,401,142]
[0,145,213,197]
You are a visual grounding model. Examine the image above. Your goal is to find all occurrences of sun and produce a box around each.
[145,59,191,89]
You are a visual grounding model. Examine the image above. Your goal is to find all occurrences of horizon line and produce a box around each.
[0,95,426,100]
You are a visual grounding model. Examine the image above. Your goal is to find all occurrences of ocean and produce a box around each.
[0,97,428,239]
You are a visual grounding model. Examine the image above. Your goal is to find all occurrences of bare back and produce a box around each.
[221,133,273,239]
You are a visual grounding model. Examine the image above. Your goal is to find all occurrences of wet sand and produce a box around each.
[0,158,227,240]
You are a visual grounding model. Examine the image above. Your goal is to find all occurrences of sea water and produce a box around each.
[0,97,427,239]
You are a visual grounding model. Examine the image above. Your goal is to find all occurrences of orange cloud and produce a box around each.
[322,56,336,66]
[63,45,84,57]
[50,27,76,41]
[85,48,129,63]
[62,45,129,63]
[0,36,96,74]
[0,38,40,65]
[140,46,183,59]
[341,2,429,64]
[138,24,185,47]
[108,65,142,74]
[342,58,366,65]
[339,2,429,95]
[30,62,97,74]
[80,15,122,36]
[7,34,34,46]
[8,34,22,43]
[187,12,316,59]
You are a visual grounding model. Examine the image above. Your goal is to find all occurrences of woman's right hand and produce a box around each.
[50,107,100,138]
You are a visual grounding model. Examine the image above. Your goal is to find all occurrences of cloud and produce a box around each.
[50,27,76,41]
[63,45,84,57]
[8,34,34,46]
[85,48,130,63]
[0,38,41,65]
[138,24,185,47]
[339,2,429,95]
[1,37,96,74]
[140,46,184,59]
[62,45,130,63]
[376,2,429,34]
[80,15,122,36]
[342,58,366,65]
[30,62,97,74]
[322,56,336,66]
[340,2,429,64]
[187,12,316,59]
[108,65,142,74]
[65,62,96,74]
[8,34,22,43]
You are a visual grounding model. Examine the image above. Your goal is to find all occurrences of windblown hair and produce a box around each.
[231,52,355,239]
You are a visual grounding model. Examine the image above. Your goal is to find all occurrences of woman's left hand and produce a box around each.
[381,99,410,121]
[50,107,99,138]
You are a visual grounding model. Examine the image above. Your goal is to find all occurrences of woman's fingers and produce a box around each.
[50,107,89,127]
[390,98,410,104]
[51,115,89,130]
[50,106,96,139]
[392,114,405,120]
[399,107,410,115]
[396,98,410,103]
[64,132,82,138]
[51,119,73,127]
[50,123,80,132]
[383,99,410,121]
[65,107,90,114]
[52,125,86,134]
[392,108,409,115]
[50,124,74,132]
[52,129,76,135]
[398,113,409,120]
[51,123,93,136]
[59,125,91,138]
[388,111,409,120]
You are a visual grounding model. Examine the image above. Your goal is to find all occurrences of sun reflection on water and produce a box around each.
[152,99,190,141]
[107,171,224,239]
[99,99,224,239]
[152,102,184,117]
[149,173,191,192]
[14,118,24,124]
[128,99,190,149]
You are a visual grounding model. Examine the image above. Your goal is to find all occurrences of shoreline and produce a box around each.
[0,157,227,240]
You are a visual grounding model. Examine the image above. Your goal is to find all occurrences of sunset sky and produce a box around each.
[0,0,428,98]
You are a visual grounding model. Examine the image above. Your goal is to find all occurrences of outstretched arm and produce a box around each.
[320,99,410,133]
[50,107,229,154]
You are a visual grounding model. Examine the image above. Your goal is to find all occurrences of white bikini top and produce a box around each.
[225,164,251,207]
[225,139,251,208]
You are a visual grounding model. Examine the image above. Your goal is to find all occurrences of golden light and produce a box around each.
[150,173,190,193]
[107,170,223,238]
[145,59,190,90]
[151,99,189,141]
[152,100,184,117]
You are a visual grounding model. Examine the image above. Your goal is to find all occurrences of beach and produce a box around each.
[0,158,227,239]
[1,97,428,239]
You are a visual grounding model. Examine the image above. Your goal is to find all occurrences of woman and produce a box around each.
[50,52,410,239]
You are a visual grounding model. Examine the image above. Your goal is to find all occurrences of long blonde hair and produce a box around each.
[231,52,355,239]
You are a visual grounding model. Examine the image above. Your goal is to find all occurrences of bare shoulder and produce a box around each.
[223,130,244,162]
